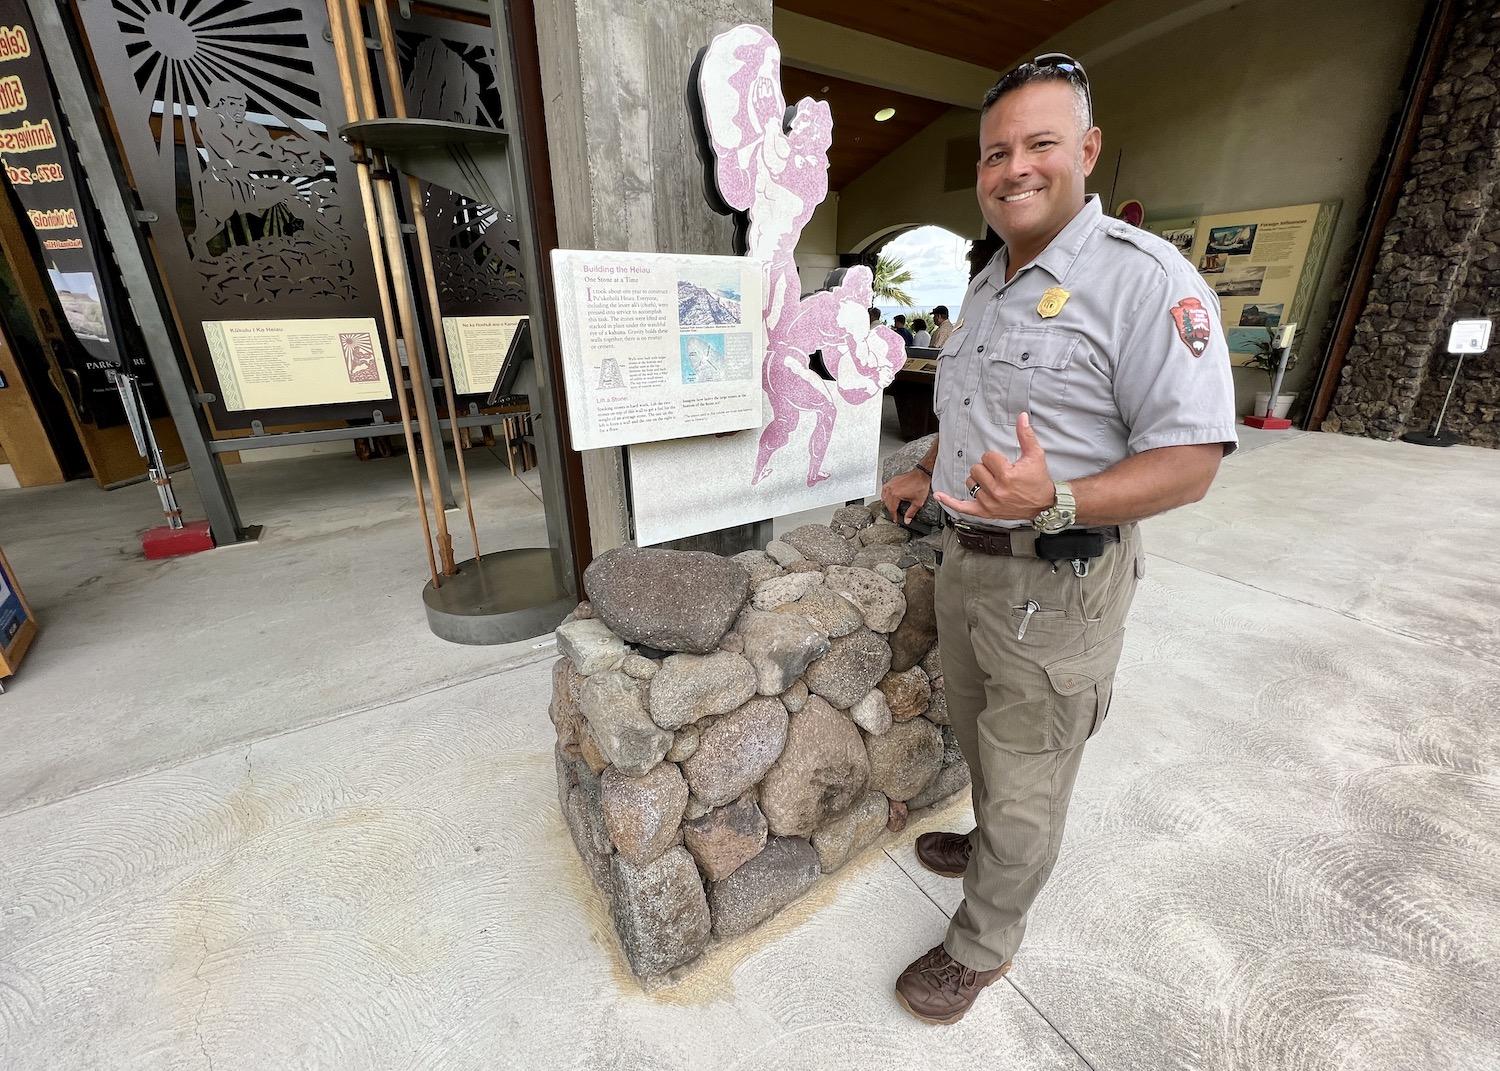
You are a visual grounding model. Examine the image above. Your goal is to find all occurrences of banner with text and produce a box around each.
[0,5,138,417]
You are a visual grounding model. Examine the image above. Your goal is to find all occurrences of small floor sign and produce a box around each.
[1447,319,1492,354]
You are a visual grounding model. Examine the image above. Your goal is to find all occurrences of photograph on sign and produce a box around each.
[201,317,392,411]
[442,315,526,395]
[1186,202,1339,363]
[549,249,766,450]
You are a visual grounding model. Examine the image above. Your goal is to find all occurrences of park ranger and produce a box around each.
[880,54,1238,1025]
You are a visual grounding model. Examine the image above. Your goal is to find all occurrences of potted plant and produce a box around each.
[1244,327,1298,419]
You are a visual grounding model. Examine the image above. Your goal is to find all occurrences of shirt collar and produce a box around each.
[977,195,1105,293]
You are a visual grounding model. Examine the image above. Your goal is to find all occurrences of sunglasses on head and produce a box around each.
[1032,52,1093,124]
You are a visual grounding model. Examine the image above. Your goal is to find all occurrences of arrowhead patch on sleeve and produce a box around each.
[1170,297,1212,357]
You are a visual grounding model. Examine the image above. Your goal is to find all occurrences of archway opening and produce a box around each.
[870,225,971,345]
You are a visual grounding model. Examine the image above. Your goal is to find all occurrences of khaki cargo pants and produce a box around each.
[936,521,1142,971]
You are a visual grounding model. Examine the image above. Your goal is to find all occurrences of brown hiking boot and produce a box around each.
[914,831,971,877]
[895,944,1012,1025]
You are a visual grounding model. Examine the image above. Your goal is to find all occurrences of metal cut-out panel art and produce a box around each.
[628,25,904,546]
[76,0,387,427]
[394,11,526,322]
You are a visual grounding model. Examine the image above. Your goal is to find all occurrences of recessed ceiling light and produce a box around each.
[874,107,896,122]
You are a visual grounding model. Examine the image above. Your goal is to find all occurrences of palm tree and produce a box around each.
[872,255,915,308]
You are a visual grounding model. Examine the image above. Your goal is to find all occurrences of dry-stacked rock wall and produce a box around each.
[1324,0,1499,446]
[549,506,965,978]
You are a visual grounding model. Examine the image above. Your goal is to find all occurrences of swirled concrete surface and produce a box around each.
[1,432,1497,1069]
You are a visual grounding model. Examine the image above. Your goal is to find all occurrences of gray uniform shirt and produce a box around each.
[934,196,1239,528]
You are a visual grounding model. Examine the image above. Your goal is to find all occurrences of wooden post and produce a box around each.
[335,0,457,576]
[368,0,482,562]
[325,0,441,586]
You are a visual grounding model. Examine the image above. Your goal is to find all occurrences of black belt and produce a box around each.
[944,514,1120,560]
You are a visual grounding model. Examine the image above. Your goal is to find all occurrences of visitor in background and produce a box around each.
[930,305,956,348]
[911,318,932,348]
[892,314,915,345]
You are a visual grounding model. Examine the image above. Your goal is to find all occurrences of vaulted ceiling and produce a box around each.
[776,0,1117,190]
[779,66,951,192]
[775,0,1118,71]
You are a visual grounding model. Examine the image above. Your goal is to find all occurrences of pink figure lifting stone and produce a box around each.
[699,26,904,487]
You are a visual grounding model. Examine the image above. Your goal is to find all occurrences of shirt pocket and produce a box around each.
[932,327,969,418]
[979,326,1078,426]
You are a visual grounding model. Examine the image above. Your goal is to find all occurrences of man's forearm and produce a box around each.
[1072,444,1222,525]
[920,435,939,471]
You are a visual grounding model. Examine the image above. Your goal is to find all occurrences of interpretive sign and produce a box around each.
[626,26,904,545]
[202,318,391,411]
[1188,202,1339,362]
[0,3,152,425]
[442,315,527,396]
[550,249,766,450]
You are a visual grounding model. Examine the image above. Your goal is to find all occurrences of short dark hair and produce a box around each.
[933,305,949,319]
[981,61,1091,130]
[912,318,927,332]
[893,314,907,325]
[868,306,880,324]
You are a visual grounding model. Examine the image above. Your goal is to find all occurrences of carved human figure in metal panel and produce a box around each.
[398,25,526,314]
[103,0,356,304]
[699,26,903,486]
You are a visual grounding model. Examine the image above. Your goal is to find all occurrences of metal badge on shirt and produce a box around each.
[1037,287,1070,319]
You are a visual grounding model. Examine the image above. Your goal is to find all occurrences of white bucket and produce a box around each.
[1253,392,1296,419]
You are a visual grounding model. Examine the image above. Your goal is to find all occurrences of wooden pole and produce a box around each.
[338,0,457,575]
[369,0,482,561]
[325,0,439,586]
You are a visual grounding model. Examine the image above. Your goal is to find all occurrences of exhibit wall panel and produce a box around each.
[834,0,1427,412]
[1080,0,1427,409]
[74,0,391,429]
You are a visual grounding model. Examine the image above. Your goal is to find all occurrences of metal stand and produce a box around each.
[1244,340,1295,430]
[114,370,183,529]
[330,0,574,643]
[1401,352,1467,448]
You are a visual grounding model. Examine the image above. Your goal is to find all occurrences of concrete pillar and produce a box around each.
[535,0,772,555]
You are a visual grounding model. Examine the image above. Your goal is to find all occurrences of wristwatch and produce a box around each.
[1032,481,1076,533]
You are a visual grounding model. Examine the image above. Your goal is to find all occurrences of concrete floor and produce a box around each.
[1,427,1498,1069]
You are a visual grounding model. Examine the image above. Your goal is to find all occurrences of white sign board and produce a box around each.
[201,317,390,411]
[441,315,526,395]
[1447,319,1492,354]
[549,249,766,450]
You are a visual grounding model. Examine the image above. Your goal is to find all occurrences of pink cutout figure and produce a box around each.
[699,27,904,487]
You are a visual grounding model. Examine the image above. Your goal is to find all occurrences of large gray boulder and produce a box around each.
[557,747,613,896]
[804,628,892,710]
[555,619,629,675]
[865,717,943,802]
[610,847,712,976]
[888,565,938,672]
[736,609,831,695]
[682,696,789,807]
[859,520,912,546]
[823,567,906,633]
[708,836,821,938]
[758,696,870,836]
[781,524,857,566]
[774,587,863,638]
[879,666,932,722]
[732,549,783,584]
[682,795,768,881]
[648,650,757,730]
[601,762,689,866]
[584,547,749,654]
[850,543,904,571]
[810,790,889,872]
[908,759,972,810]
[880,436,943,530]
[579,670,673,776]
[751,571,824,610]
